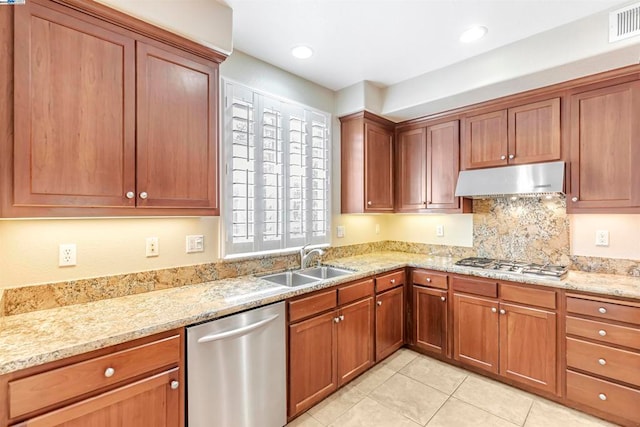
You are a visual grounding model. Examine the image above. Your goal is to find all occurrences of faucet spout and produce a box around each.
[300,245,325,269]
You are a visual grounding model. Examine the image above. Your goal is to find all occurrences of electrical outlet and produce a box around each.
[375,224,380,235]
[595,230,609,247]
[186,235,204,253]
[59,243,77,267]
[336,226,345,238]
[146,237,159,257]
[436,225,445,237]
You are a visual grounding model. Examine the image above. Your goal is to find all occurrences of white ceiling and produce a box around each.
[224,0,627,91]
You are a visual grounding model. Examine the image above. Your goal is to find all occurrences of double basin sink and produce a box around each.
[260,266,354,287]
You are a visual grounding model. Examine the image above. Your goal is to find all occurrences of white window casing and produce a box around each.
[222,80,331,256]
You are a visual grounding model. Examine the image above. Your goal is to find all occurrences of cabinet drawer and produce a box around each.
[375,270,405,293]
[289,289,337,323]
[451,276,497,298]
[566,338,640,387]
[339,279,374,305]
[566,297,640,325]
[412,269,447,290]
[566,316,640,350]
[500,283,556,309]
[9,334,180,418]
[566,370,640,424]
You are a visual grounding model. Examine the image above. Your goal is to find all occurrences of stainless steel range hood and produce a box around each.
[454,161,565,198]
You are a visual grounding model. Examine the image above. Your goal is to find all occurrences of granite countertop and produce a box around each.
[1,251,639,376]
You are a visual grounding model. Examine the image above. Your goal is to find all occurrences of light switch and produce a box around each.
[186,235,205,253]
[336,226,345,238]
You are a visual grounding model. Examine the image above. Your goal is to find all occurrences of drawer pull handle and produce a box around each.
[491,307,497,313]
[390,279,396,284]
[598,307,607,314]
[377,301,382,306]
[598,358,606,366]
[599,393,607,401]
[426,278,432,283]
[440,296,446,302]
[170,380,179,390]
[598,330,607,337]
[104,367,115,378]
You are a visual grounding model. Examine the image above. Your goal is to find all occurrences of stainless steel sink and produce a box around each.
[260,271,320,287]
[299,266,354,280]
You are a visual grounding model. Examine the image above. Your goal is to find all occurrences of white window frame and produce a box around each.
[222,79,331,257]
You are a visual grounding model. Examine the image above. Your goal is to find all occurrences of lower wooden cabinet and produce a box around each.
[452,277,558,395]
[453,293,500,373]
[375,286,405,361]
[288,280,374,419]
[413,285,448,357]
[0,330,184,427]
[288,310,338,417]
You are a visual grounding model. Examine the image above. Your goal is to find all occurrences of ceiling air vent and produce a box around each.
[609,3,640,42]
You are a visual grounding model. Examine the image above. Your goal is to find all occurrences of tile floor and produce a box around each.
[286,349,616,427]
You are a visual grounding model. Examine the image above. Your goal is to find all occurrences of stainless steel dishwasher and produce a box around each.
[186,301,286,427]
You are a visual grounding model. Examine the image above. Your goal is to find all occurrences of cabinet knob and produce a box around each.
[571,196,578,202]
[598,307,607,314]
[598,358,607,366]
[508,154,515,160]
[499,309,506,315]
[491,307,497,313]
[333,317,340,323]
[367,201,372,206]
[139,192,148,200]
[440,296,446,302]
[104,367,115,378]
[427,200,432,204]
[598,330,607,337]
[390,279,396,284]
[598,393,607,401]
[377,301,382,306]
[125,191,135,199]
[500,155,506,160]
[426,278,432,283]
[339,315,344,321]
[170,380,179,390]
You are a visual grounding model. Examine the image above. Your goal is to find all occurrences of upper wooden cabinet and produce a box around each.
[461,98,561,170]
[340,111,394,213]
[396,119,469,213]
[3,0,223,217]
[568,80,640,213]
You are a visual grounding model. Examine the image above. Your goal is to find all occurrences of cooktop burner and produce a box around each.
[455,257,568,280]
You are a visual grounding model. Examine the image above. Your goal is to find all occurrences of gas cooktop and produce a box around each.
[455,257,568,280]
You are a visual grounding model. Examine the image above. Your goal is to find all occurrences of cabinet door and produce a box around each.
[569,81,640,211]
[414,286,448,356]
[396,128,426,211]
[461,110,508,169]
[508,98,561,165]
[13,2,136,208]
[499,303,557,394]
[288,311,337,417]
[19,369,180,427]
[364,122,394,212]
[427,120,460,210]
[375,287,405,361]
[337,297,374,386]
[136,42,219,212]
[453,293,499,374]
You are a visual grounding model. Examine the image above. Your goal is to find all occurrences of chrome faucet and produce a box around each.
[300,244,325,269]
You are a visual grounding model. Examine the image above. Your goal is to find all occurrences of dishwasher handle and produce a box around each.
[196,314,280,344]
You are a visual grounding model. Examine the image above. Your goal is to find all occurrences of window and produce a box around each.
[223,80,331,256]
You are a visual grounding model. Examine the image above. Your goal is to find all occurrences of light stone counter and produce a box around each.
[1,251,638,376]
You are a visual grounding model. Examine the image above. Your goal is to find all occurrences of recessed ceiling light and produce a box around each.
[460,25,488,43]
[291,45,313,59]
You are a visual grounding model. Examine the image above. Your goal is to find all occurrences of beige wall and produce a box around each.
[95,0,233,54]
[570,215,640,259]
[385,214,473,247]
[0,218,219,288]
